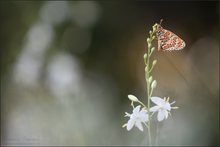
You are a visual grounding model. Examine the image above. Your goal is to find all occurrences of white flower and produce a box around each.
[124,105,149,131]
[150,96,177,122]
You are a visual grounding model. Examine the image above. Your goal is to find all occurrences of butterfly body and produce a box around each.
[156,23,185,51]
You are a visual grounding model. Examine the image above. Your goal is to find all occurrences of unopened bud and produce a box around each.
[144,53,147,60]
[152,60,157,66]
[151,80,157,89]
[128,95,139,102]
[151,47,155,53]
[153,24,157,32]
[145,66,148,72]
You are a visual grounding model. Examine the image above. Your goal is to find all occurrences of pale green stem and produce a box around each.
[146,40,152,147]
[145,26,156,146]
[150,87,154,98]
[148,64,155,74]
[137,100,148,109]
[150,111,156,118]
[155,122,159,146]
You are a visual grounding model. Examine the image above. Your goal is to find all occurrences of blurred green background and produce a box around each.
[0,1,219,146]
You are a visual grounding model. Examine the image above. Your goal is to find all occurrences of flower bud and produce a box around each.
[151,80,157,89]
[151,47,155,53]
[152,59,157,66]
[145,66,148,72]
[149,30,152,35]
[128,95,139,102]
[152,35,155,40]
[143,53,147,60]
[147,38,150,43]
[153,24,157,32]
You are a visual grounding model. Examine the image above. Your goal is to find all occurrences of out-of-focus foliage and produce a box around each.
[0,1,219,146]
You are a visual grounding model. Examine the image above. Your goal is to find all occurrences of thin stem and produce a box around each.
[155,122,159,146]
[148,122,152,146]
[150,111,156,118]
[145,25,157,146]
[137,100,148,109]
[150,87,154,98]
[148,64,155,74]
[146,40,152,147]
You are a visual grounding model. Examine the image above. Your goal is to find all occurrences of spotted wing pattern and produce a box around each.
[156,25,185,51]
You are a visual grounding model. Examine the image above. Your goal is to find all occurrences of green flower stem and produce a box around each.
[144,24,157,146]
[155,122,159,146]
[150,83,155,97]
[146,43,152,147]
[137,100,148,109]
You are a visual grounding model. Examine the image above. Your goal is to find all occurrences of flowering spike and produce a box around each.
[124,21,180,146]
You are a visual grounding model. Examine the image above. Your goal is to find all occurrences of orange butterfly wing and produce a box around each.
[157,26,185,51]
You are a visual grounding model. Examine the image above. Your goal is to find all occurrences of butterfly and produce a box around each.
[156,19,186,51]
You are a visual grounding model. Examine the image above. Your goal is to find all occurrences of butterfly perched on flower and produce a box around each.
[156,19,186,51]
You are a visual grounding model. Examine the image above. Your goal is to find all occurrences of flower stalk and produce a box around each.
[144,24,157,146]
[123,21,179,146]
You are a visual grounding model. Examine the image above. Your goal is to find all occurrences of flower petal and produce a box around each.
[170,101,176,105]
[151,97,164,105]
[150,105,160,112]
[133,105,141,114]
[157,109,165,121]
[164,110,169,119]
[135,121,143,131]
[124,112,131,117]
[140,109,148,113]
[140,111,149,122]
[122,123,127,128]
[164,102,171,111]
[127,118,135,131]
